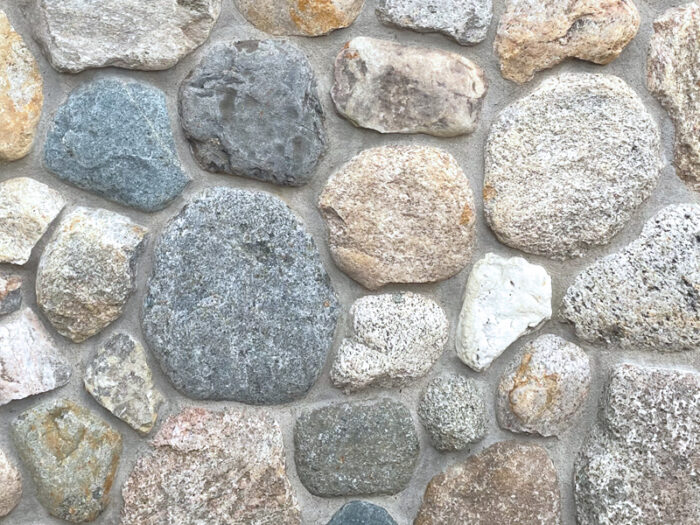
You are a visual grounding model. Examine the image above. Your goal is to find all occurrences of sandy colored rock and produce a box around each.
[0,273,22,315]
[0,448,22,518]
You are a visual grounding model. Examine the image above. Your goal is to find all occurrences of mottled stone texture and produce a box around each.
[121,407,301,524]
[0,274,22,315]
[0,449,22,518]
[327,501,397,525]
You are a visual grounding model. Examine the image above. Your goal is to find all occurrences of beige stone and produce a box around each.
[0,448,22,517]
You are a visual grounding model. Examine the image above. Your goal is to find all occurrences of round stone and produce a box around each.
[327,501,397,525]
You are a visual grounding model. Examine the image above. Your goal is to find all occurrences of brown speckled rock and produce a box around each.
[0,448,21,518]
[0,273,22,315]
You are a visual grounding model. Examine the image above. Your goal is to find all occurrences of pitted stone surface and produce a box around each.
[327,501,397,525]
[0,274,22,315]
[0,448,22,518]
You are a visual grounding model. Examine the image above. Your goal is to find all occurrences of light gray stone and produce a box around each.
[0,274,22,315]
[0,448,21,518]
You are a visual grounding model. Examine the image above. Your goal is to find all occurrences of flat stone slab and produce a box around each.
[0,274,22,316]
[327,501,397,525]
[0,448,21,518]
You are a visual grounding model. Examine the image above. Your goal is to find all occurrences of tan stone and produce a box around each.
[0,448,22,517]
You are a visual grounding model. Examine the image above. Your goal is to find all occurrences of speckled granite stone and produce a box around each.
[327,501,397,525]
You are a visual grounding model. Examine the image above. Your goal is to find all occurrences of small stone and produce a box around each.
[484,73,661,259]
[0,274,22,315]
[418,374,486,452]
[179,40,326,186]
[0,449,22,518]
[11,399,122,523]
[22,0,222,73]
[44,79,189,212]
[331,292,448,392]
[319,145,476,289]
[495,0,640,83]
[415,441,561,524]
[0,308,71,406]
[332,37,487,137]
[575,364,699,524]
[37,207,147,343]
[294,399,419,497]
[497,334,591,437]
[84,333,163,435]
[121,407,301,524]
[327,501,397,525]
[0,177,65,265]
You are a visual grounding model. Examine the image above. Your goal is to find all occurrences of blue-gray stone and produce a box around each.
[44,78,189,212]
[328,502,398,525]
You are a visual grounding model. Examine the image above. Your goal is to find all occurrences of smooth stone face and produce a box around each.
[327,501,397,525]
[332,37,487,137]
[0,273,22,315]
[44,79,189,212]
[36,207,147,343]
[497,335,591,437]
[495,0,640,83]
[121,407,301,524]
[331,292,448,392]
[23,0,222,73]
[561,204,700,352]
[415,441,561,524]
[0,449,22,517]
[485,73,660,259]
[575,364,700,524]
[179,40,326,186]
[142,187,339,404]
[319,146,476,289]
[295,399,419,497]
[11,399,122,523]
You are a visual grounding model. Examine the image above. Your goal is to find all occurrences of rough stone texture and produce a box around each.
[418,374,486,452]
[497,334,591,437]
[22,0,222,73]
[495,0,640,83]
[0,448,22,518]
[415,441,561,524]
[319,145,476,289]
[36,207,147,343]
[561,204,700,352]
[327,501,397,525]
[44,79,189,212]
[647,2,700,192]
[179,39,326,186]
[84,333,163,435]
[121,407,301,524]
[11,399,122,523]
[331,37,487,137]
[331,292,448,392]
[484,73,661,259]
[294,399,419,497]
[376,0,492,45]
[142,187,338,404]
[575,364,700,524]
[0,273,22,315]
[0,177,65,265]
[0,308,71,406]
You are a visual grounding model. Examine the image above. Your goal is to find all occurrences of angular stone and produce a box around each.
[331,292,448,392]
[142,187,338,404]
[575,364,699,524]
[0,273,22,315]
[0,308,71,406]
[23,0,222,73]
[0,177,65,265]
[37,207,147,343]
[495,0,640,83]
[561,204,699,352]
[121,407,301,524]
[44,79,189,212]
[415,441,561,524]
[328,501,397,525]
[179,40,326,186]
[294,399,419,497]
[485,73,660,259]
[319,146,476,289]
[11,399,122,523]
[497,334,591,437]
[0,448,21,518]
[332,37,487,137]
[84,333,163,435]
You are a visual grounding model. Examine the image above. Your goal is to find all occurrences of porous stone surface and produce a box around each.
[142,187,338,404]
[319,145,476,289]
[332,37,487,137]
[331,292,448,392]
[84,333,163,435]
[22,0,222,73]
[11,399,122,523]
[121,407,301,524]
[294,399,419,496]
[0,448,22,518]
[327,501,397,525]
[484,73,661,259]
[575,364,700,524]
[561,204,700,352]
[495,0,640,83]
[415,441,561,524]
[0,273,22,315]
[44,79,189,212]
[418,374,486,451]
[497,334,591,437]
[179,39,326,186]
[36,207,147,343]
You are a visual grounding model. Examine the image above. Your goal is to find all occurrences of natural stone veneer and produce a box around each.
[0,449,22,518]
[327,501,397,525]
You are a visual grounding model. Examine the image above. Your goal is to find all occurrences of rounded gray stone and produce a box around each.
[327,501,397,525]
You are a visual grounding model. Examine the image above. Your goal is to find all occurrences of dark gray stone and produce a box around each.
[328,501,397,525]
[0,274,21,315]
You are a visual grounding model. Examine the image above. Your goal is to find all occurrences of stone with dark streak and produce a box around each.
[0,274,22,315]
